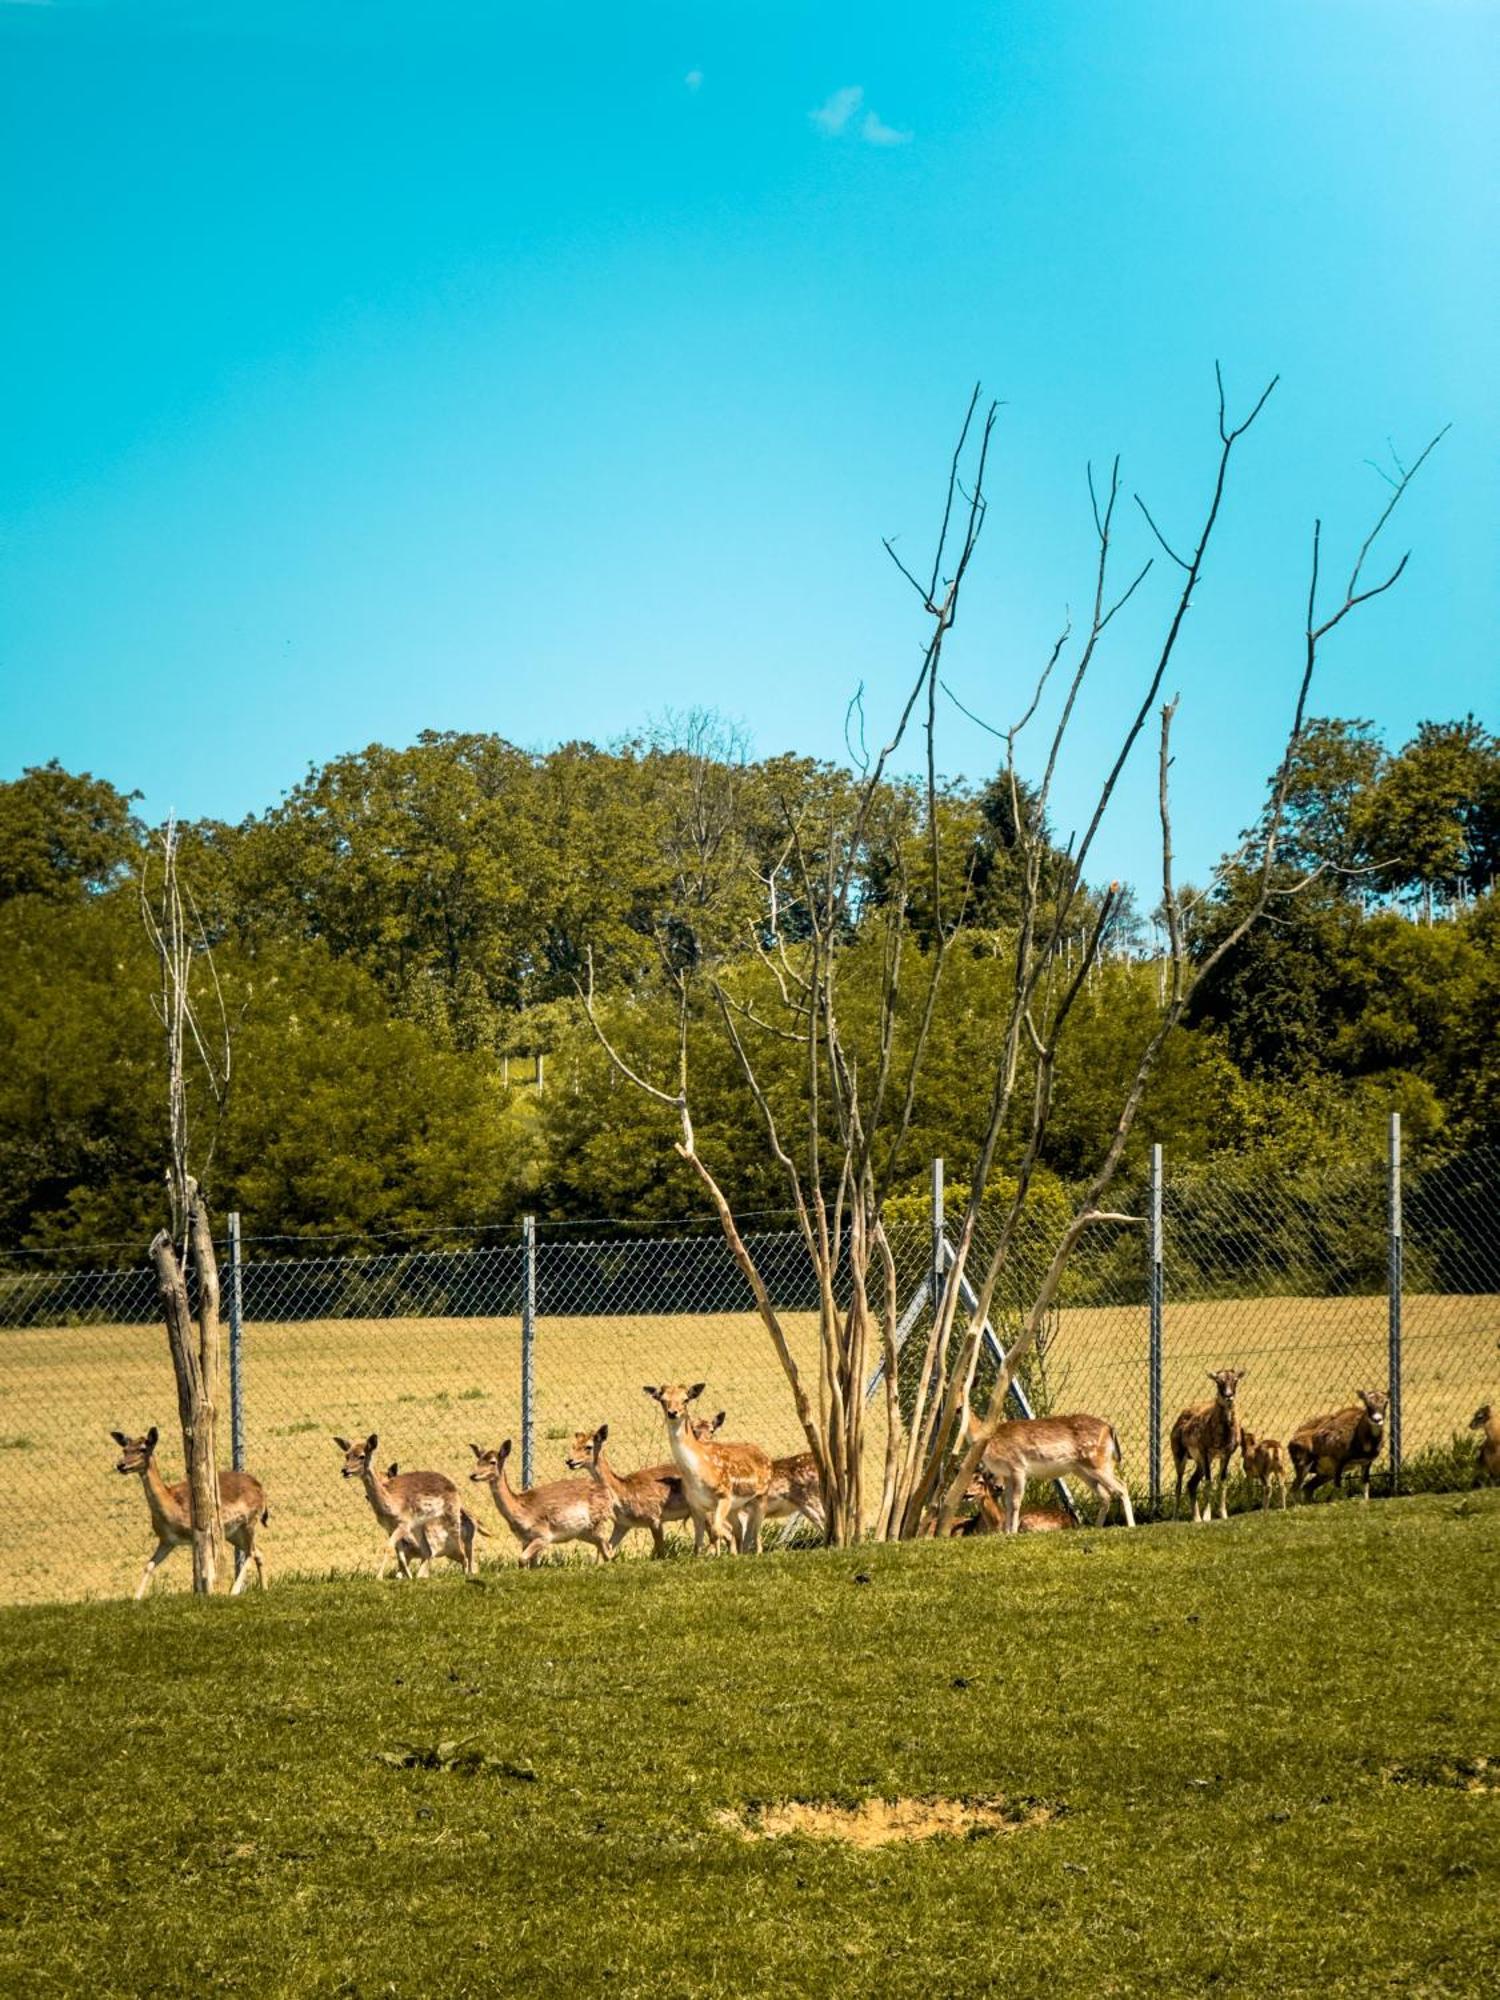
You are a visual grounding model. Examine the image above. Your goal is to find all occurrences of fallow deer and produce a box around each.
[956,1463,1075,1534]
[750,1451,826,1549]
[468,1439,614,1565]
[1468,1404,1500,1483]
[1239,1428,1288,1511]
[964,1408,1134,1532]
[112,1426,269,1599]
[1169,1369,1245,1522]
[643,1382,773,1554]
[334,1434,483,1577]
[1287,1388,1389,1502]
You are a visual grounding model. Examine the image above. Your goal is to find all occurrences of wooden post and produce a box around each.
[228,1211,245,1583]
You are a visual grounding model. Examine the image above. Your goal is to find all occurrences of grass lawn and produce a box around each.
[2,1493,1497,1998]
[3,1293,1496,1605]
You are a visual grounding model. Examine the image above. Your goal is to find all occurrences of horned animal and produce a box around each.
[1170,1369,1245,1522]
[1239,1428,1288,1511]
[1287,1389,1389,1503]
[1469,1404,1500,1483]
[112,1427,270,1599]
[334,1434,483,1577]
[643,1382,773,1554]
[964,1409,1134,1531]
[469,1439,614,1565]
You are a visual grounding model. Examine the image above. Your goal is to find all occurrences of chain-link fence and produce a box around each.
[1,1128,1495,1604]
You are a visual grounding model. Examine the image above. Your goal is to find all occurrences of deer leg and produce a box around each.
[135,1539,176,1600]
[518,1536,549,1567]
[253,1543,269,1588]
[1217,1456,1231,1521]
[590,1530,614,1563]
[230,1538,253,1595]
[709,1496,737,1555]
[1187,1464,1205,1523]
[1002,1475,1024,1535]
[741,1497,766,1557]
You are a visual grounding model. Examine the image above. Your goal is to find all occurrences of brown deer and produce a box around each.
[1287,1389,1389,1502]
[1239,1429,1288,1511]
[643,1382,773,1554]
[334,1434,483,1577]
[468,1439,614,1565]
[1170,1369,1245,1522]
[754,1450,826,1547]
[112,1426,269,1598]
[952,1466,1073,1536]
[964,1409,1134,1532]
[1468,1405,1500,1483]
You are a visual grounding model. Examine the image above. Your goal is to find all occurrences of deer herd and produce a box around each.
[111,1369,1494,1594]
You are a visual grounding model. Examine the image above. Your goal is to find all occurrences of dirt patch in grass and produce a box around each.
[1386,1755,1498,1794]
[716,1795,1058,1847]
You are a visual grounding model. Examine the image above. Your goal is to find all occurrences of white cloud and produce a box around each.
[684,69,703,91]
[811,84,863,135]
[861,110,912,147]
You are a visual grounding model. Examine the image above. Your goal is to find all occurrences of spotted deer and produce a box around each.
[752,1451,826,1548]
[1471,1404,1500,1484]
[112,1426,269,1598]
[1239,1429,1288,1511]
[643,1382,773,1554]
[955,1462,1076,1534]
[963,1408,1134,1532]
[468,1439,614,1565]
[1287,1389,1389,1502]
[1170,1369,1245,1522]
[334,1434,484,1577]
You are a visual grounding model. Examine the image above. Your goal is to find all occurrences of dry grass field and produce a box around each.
[1,1292,1495,1605]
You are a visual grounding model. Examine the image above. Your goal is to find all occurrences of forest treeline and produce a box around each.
[1,714,1497,1257]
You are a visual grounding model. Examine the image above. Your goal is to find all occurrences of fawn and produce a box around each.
[112,1426,269,1598]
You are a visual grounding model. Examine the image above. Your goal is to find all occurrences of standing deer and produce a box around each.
[751,1451,826,1548]
[643,1383,773,1554]
[1170,1369,1245,1522]
[964,1409,1134,1532]
[112,1426,269,1598]
[334,1434,483,1577]
[1287,1389,1389,1502]
[468,1439,615,1565]
[1239,1429,1288,1511]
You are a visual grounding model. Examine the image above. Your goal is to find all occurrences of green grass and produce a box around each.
[2,1496,1498,1998]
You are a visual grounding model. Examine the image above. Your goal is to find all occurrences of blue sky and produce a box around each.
[2,0,1495,895]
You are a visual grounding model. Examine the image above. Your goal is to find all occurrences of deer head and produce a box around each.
[333,1433,380,1479]
[1356,1388,1389,1429]
[111,1426,159,1476]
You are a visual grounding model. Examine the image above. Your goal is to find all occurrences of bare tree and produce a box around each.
[584,376,1442,1544]
[140,820,232,1592]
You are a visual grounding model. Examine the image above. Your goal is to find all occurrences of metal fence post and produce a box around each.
[930,1156,945,1325]
[227,1211,246,1581]
[521,1214,537,1489]
[1388,1111,1403,1491]
[1148,1143,1163,1517]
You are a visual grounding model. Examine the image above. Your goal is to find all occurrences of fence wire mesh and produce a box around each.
[1,1140,1495,1604]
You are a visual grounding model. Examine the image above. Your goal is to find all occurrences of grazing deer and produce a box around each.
[964,1409,1134,1532]
[112,1426,269,1599]
[1239,1429,1288,1511]
[1287,1389,1389,1503]
[1170,1369,1245,1522]
[334,1434,483,1577]
[643,1382,773,1554]
[469,1439,614,1565]
[1469,1405,1500,1483]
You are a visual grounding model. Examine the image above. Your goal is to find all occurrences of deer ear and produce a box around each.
[144,1426,158,1451]
[688,1383,706,1402]
[333,1436,352,1452]
[499,1439,513,1458]
[642,1385,660,1402]
[110,1430,129,1447]
[596,1423,609,1444]
[469,1442,484,1458]
[365,1433,379,1453]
